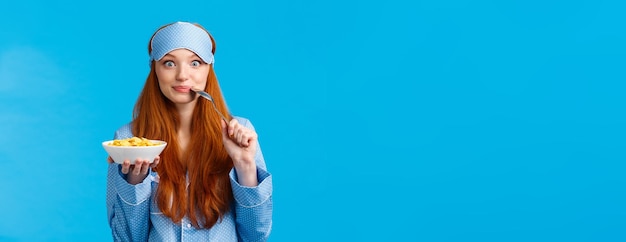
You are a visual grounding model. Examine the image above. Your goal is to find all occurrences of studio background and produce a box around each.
[0,0,624,241]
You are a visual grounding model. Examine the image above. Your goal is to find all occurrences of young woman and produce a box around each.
[105,21,272,241]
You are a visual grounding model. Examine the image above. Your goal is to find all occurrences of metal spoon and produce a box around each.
[191,89,230,123]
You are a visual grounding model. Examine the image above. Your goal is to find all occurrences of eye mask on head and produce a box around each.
[149,21,214,66]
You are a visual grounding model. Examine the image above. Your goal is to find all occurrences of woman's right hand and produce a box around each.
[108,155,160,185]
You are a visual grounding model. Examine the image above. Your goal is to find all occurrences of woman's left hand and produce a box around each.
[221,119,258,184]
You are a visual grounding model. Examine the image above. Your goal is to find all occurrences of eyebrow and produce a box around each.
[162,52,200,59]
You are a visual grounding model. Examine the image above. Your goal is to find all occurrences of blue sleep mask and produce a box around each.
[149,22,214,65]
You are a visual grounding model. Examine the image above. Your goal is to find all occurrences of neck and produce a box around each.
[176,102,195,131]
[176,102,195,154]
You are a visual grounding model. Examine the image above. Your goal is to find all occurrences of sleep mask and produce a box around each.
[149,22,214,65]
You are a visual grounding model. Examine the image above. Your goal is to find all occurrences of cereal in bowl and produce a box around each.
[109,137,159,146]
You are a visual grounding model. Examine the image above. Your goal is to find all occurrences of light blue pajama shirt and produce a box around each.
[106,117,273,241]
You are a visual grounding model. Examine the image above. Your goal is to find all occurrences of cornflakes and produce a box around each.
[109,137,159,146]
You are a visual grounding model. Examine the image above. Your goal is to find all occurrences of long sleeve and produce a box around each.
[105,124,153,241]
[104,119,273,241]
[230,117,273,241]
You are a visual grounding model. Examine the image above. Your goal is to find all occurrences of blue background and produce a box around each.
[1,0,624,241]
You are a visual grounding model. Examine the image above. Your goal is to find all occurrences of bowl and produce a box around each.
[102,139,167,165]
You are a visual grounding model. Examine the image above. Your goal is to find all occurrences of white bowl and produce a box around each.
[102,139,167,165]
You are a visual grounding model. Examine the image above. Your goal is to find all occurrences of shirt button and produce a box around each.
[187,223,192,228]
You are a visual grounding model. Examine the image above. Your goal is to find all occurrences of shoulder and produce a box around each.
[113,122,133,139]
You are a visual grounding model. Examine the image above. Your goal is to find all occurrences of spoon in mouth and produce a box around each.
[191,89,231,124]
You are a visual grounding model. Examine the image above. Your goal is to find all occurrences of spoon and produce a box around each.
[191,89,230,123]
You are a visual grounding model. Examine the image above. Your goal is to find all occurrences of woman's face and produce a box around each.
[155,48,210,105]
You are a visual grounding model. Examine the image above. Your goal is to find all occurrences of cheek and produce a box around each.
[155,72,171,92]
[193,70,210,84]
[155,69,170,80]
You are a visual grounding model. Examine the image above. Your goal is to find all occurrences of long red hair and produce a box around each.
[132,22,234,228]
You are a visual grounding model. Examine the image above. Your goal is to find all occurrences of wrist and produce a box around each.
[234,162,256,172]
[234,164,258,187]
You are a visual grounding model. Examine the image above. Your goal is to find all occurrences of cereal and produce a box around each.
[109,137,159,146]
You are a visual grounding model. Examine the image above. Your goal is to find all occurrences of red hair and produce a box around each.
[132,22,233,228]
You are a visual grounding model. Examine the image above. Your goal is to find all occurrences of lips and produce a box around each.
[173,86,191,93]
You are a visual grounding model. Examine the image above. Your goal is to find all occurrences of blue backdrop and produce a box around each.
[0,0,624,241]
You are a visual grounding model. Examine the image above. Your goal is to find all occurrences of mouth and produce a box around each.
[173,86,192,93]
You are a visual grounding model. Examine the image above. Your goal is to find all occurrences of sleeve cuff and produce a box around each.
[111,164,153,205]
[230,167,273,207]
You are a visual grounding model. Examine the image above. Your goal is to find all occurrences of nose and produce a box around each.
[176,65,190,82]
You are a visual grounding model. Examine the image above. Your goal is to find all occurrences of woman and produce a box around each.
[105,21,272,241]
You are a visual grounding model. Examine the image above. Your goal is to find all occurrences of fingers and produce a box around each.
[120,159,155,175]
[237,129,256,147]
[107,156,114,164]
[223,119,256,148]
[138,159,150,175]
[227,119,237,137]
[150,155,160,169]
[132,159,153,176]
[121,160,131,174]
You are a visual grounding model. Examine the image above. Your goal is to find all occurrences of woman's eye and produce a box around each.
[191,60,201,67]
[164,61,175,67]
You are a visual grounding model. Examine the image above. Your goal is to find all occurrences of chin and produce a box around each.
[166,93,194,104]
